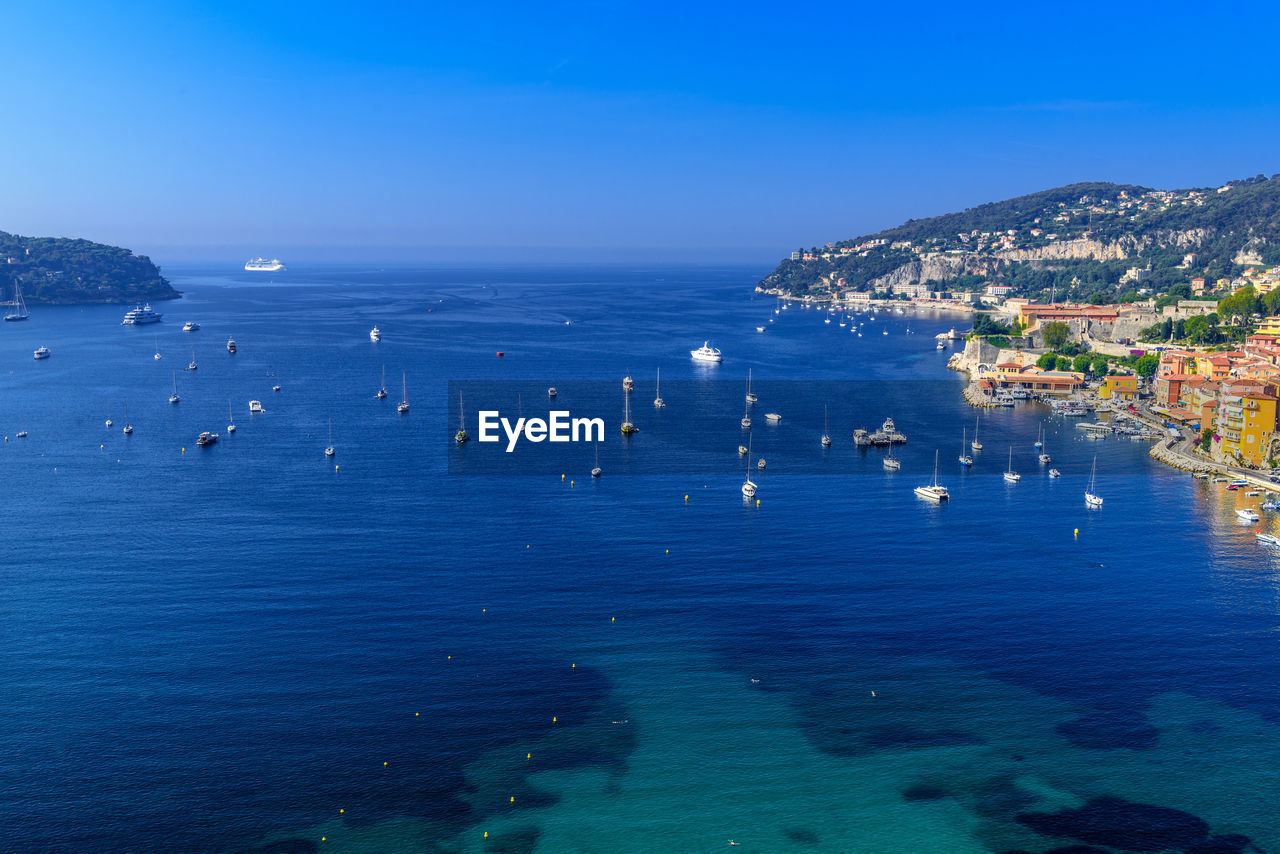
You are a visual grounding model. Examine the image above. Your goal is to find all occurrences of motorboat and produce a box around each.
[738,445,748,456]
[690,342,723,363]
[1237,509,1261,523]
[764,413,781,423]
[1049,468,1061,478]
[915,450,949,501]
[121,304,162,325]
[249,400,264,413]
[1257,532,1280,547]
[227,337,237,354]
[757,458,766,470]
[182,321,200,332]
[548,387,557,398]
[196,431,219,447]
[370,326,381,342]
[33,346,50,360]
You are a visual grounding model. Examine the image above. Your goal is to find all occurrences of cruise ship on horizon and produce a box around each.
[121,304,163,325]
[245,258,286,272]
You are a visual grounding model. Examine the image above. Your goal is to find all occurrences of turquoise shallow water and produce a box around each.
[1,263,1279,853]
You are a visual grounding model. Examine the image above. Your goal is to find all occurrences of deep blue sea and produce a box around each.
[2,263,1279,854]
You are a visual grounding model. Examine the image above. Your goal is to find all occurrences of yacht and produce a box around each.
[764,413,782,423]
[227,337,237,354]
[1085,456,1103,507]
[249,400,265,413]
[936,341,946,350]
[757,458,767,470]
[653,368,665,408]
[738,445,748,456]
[1049,468,1061,478]
[1003,448,1021,483]
[455,394,469,444]
[169,373,180,405]
[745,369,757,404]
[325,418,336,457]
[756,326,765,332]
[547,387,557,399]
[1257,532,1280,547]
[742,437,758,499]
[959,428,973,466]
[376,365,388,399]
[121,304,163,325]
[5,281,29,321]
[370,326,381,342]
[1238,509,1261,523]
[245,258,285,272]
[915,451,949,501]
[33,346,50,360]
[196,431,219,447]
[690,342,723,363]
[182,321,200,332]
[227,400,236,433]
[398,373,409,414]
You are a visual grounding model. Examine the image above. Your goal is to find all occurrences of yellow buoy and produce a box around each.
[484,831,488,838]
[415,712,419,716]
[684,494,688,502]
[561,474,564,481]
[383,761,388,766]
[1074,528,1079,537]
[181,447,185,453]
[527,753,531,760]
[322,837,326,842]
[510,796,515,803]
[339,808,344,813]
[553,716,557,723]
[665,549,669,554]
[611,617,615,623]
[756,499,760,507]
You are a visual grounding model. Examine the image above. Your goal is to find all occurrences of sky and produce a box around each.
[2,1,1279,263]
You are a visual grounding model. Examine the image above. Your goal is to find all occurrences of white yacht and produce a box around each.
[121,304,163,325]
[370,326,381,342]
[690,342,723,363]
[547,387,557,399]
[245,258,285,272]
[738,444,748,456]
[249,400,265,414]
[196,431,219,447]
[33,346,50,360]
[915,451,949,501]
[227,337,237,354]
[1237,509,1261,523]
[1257,532,1280,546]
[764,413,781,423]
[1085,456,1103,507]
[182,321,200,332]
[757,458,767,470]
[937,341,946,350]
[1003,448,1021,483]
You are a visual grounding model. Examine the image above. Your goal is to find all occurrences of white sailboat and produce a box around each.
[169,372,180,405]
[186,347,198,371]
[105,410,113,428]
[325,418,335,457]
[455,393,469,444]
[1038,429,1051,464]
[227,399,236,433]
[1003,447,1021,482]
[745,369,757,404]
[376,365,387,399]
[915,451,949,501]
[397,373,409,414]
[1034,425,1044,450]
[971,415,983,451]
[592,440,602,478]
[621,388,637,434]
[4,280,29,321]
[154,335,161,360]
[821,405,832,448]
[883,443,901,471]
[1085,455,1103,507]
[742,436,758,499]
[654,368,665,408]
[959,427,973,466]
[122,399,133,434]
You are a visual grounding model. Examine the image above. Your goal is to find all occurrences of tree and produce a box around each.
[1199,428,1213,452]
[1134,354,1159,378]
[1055,356,1072,372]
[1183,315,1213,343]
[1072,353,1093,373]
[1090,354,1111,375]
[1042,321,1070,350]
[1218,285,1258,325]
[1037,352,1059,369]
[1264,288,1280,316]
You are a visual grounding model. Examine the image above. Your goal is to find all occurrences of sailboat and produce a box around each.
[270,367,281,393]
[376,365,388,400]
[227,399,236,433]
[169,372,180,405]
[185,347,198,371]
[959,427,973,466]
[1085,456,1104,507]
[4,280,29,321]
[914,450,949,501]
[653,368,665,408]
[1034,425,1044,450]
[745,369,757,404]
[154,335,161,360]
[591,440,602,478]
[742,436,758,499]
[883,443,901,471]
[821,405,832,448]
[1038,430,1051,464]
[105,410,113,428]
[621,387,638,434]
[455,393,469,444]
[971,415,983,451]
[122,399,133,434]
[1003,447,1021,482]
[394,373,409,414]
[325,418,335,456]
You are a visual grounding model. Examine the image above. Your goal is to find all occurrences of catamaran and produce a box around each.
[915,451,949,501]
[1085,456,1103,507]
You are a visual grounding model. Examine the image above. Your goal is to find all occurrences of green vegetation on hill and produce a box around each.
[760,175,1280,303]
[0,230,178,304]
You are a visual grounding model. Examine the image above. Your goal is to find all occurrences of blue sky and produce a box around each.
[2,1,1279,262]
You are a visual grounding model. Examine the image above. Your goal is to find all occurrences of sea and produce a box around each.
[1,263,1278,854]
